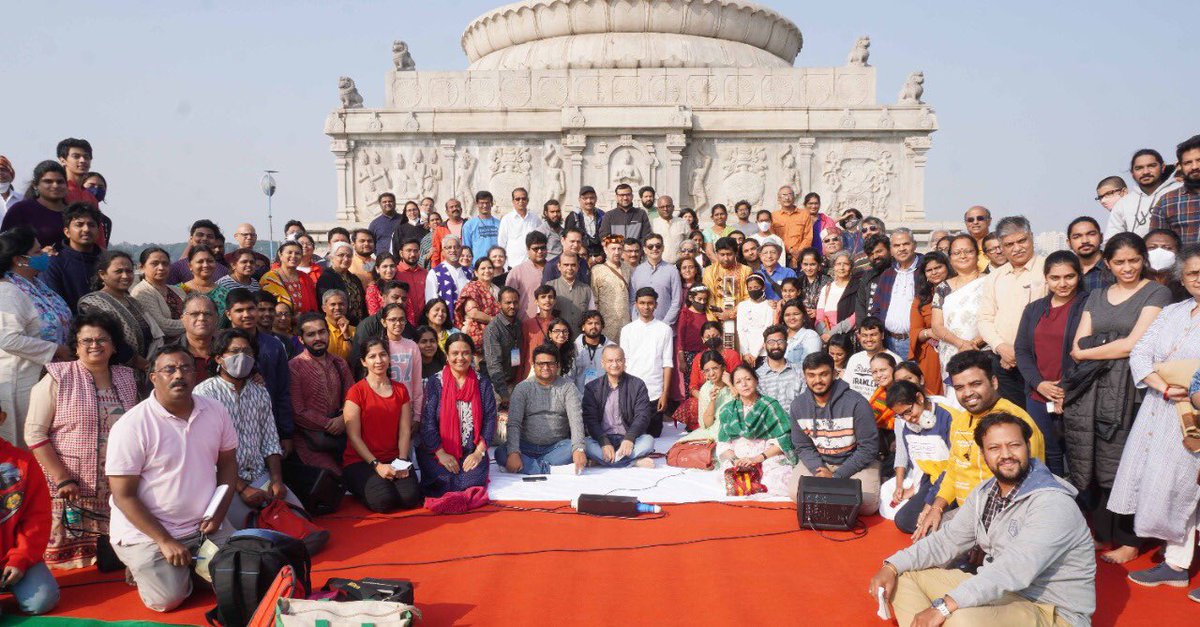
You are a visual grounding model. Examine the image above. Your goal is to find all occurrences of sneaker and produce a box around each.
[1189,587,1200,603]
[1129,563,1190,588]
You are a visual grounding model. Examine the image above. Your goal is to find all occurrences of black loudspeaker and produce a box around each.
[282,460,345,516]
[795,475,862,531]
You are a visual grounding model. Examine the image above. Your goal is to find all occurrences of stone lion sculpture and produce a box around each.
[847,36,870,66]
[393,40,416,71]
[338,76,364,109]
[898,71,924,104]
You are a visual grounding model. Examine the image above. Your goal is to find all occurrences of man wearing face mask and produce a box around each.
[289,313,355,476]
[1066,216,1112,293]
[1149,134,1200,245]
[194,329,306,529]
[0,156,21,219]
[225,288,295,457]
[1106,148,1180,240]
[882,380,953,534]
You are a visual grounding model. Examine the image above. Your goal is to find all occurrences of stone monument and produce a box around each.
[324,0,940,233]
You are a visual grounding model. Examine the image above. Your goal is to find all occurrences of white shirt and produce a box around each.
[0,187,21,220]
[735,298,775,358]
[750,232,785,251]
[619,317,674,400]
[1105,177,1182,239]
[884,261,917,334]
[841,349,901,399]
[424,262,471,303]
[650,215,691,263]
[497,210,545,270]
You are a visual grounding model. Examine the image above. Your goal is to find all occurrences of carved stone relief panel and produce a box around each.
[820,141,898,220]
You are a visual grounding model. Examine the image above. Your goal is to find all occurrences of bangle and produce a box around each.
[1164,388,1172,401]
[55,478,78,490]
[883,561,899,576]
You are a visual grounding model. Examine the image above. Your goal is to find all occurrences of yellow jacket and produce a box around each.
[935,397,1045,506]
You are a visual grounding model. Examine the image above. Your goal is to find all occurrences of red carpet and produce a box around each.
[30,501,1197,626]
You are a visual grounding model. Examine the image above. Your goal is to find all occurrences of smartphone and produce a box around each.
[522,476,548,482]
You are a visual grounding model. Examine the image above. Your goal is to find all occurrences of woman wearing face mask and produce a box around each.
[317,242,368,326]
[1,161,70,249]
[365,253,398,315]
[194,329,306,529]
[0,227,74,446]
[25,313,137,569]
[261,241,319,314]
[131,247,187,343]
[179,247,219,296]
[1143,228,1188,302]
[1014,251,1086,480]
[80,172,113,248]
[879,380,954,534]
[78,250,163,377]
[668,286,713,429]
[908,252,950,396]
[419,333,498,497]
[1065,234,1170,564]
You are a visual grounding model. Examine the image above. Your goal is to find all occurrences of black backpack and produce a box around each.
[206,529,312,627]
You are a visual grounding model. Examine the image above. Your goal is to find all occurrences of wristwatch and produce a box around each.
[931,598,952,618]
[368,459,380,468]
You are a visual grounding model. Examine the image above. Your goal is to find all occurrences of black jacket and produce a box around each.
[1014,294,1087,395]
[582,373,652,443]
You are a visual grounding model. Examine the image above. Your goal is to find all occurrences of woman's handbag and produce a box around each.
[666,440,715,469]
[723,464,766,497]
[1152,359,1200,453]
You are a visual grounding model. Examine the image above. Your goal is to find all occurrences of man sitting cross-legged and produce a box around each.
[495,345,588,475]
[581,345,656,468]
[868,412,1095,626]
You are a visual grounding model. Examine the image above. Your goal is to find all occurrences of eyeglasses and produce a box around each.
[822,237,840,243]
[534,360,558,367]
[965,216,989,224]
[513,196,529,202]
[184,311,215,319]
[950,249,976,257]
[154,365,195,376]
[549,328,569,336]
[529,245,546,251]
[77,337,112,347]
[384,318,406,324]
[765,339,787,347]
[1095,189,1124,201]
[645,243,663,250]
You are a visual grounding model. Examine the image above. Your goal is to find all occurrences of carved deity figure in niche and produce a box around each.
[424,149,443,201]
[847,36,870,66]
[455,150,477,215]
[392,150,415,199]
[357,150,390,212]
[543,144,567,203]
[338,76,364,109]
[689,148,711,210]
[898,72,925,104]
[870,151,895,218]
[779,145,804,197]
[611,151,644,189]
[393,40,416,71]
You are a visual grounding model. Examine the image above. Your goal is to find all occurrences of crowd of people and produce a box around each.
[0,133,1198,622]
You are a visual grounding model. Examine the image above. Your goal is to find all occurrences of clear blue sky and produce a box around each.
[4,1,1196,243]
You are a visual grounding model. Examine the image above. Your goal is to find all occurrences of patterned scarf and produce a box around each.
[7,272,71,343]
[437,366,483,459]
[717,395,796,461]
[432,264,473,325]
[869,386,895,429]
[44,361,138,497]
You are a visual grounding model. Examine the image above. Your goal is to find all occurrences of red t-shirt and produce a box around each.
[343,379,410,467]
[1031,297,1074,402]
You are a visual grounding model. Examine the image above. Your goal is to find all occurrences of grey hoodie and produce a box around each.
[886,460,1095,627]
[789,378,879,478]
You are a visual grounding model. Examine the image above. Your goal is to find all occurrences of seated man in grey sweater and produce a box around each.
[787,352,881,515]
[493,344,587,475]
[869,412,1095,626]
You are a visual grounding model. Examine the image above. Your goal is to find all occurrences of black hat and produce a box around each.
[579,185,597,197]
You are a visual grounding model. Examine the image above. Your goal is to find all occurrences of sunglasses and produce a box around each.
[965,216,989,223]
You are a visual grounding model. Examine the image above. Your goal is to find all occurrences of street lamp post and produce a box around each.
[261,170,278,259]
